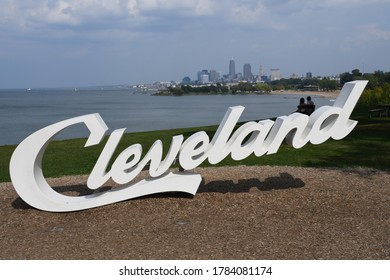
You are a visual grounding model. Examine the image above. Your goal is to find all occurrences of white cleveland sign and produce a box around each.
[9,80,368,212]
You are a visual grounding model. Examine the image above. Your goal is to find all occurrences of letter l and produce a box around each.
[87,128,126,189]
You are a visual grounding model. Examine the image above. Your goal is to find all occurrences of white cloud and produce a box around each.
[5,0,387,35]
[1,0,390,88]
[26,0,134,26]
[301,0,390,11]
[0,0,216,35]
[227,1,295,31]
[191,0,215,16]
[29,1,79,26]
[345,24,390,45]
[321,0,389,5]
[230,2,267,25]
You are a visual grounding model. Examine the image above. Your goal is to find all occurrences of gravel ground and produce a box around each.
[0,165,389,260]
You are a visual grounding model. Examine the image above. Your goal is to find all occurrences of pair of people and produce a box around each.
[297,96,315,115]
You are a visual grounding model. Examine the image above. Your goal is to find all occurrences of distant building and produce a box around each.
[261,75,269,82]
[291,73,300,79]
[197,70,209,84]
[182,76,191,84]
[199,75,209,84]
[306,72,313,78]
[243,64,253,81]
[303,85,319,91]
[270,68,281,81]
[209,70,220,82]
[229,58,236,79]
[259,64,264,78]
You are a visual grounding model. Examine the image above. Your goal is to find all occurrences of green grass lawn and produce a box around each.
[1,105,389,183]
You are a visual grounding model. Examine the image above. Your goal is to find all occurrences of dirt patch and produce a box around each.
[1,165,389,260]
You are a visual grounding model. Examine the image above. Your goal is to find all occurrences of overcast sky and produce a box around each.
[1,0,390,88]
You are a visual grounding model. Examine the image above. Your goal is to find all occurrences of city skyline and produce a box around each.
[190,57,310,85]
[1,1,390,88]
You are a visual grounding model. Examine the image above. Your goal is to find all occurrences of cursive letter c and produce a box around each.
[9,114,108,211]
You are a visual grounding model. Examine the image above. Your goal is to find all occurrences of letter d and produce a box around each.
[309,80,368,145]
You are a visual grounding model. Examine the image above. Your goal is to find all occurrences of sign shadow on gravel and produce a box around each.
[198,172,305,193]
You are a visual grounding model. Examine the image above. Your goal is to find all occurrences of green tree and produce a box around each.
[352,69,362,77]
[256,83,271,93]
[340,72,354,85]
[358,71,390,106]
[319,78,338,91]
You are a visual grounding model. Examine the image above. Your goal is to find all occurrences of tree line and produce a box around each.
[268,77,339,91]
[340,69,390,106]
[156,69,390,106]
[158,83,272,96]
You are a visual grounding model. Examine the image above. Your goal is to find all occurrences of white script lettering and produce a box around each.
[9,80,368,212]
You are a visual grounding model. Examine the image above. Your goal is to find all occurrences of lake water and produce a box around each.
[0,89,335,145]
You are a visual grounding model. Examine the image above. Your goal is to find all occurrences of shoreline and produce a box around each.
[154,89,340,98]
[272,89,340,98]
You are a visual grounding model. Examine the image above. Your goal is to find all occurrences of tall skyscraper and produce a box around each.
[259,64,264,77]
[229,58,235,79]
[197,70,209,84]
[270,69,281,81]
[243,64,253,81]
[209,70,220,82]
